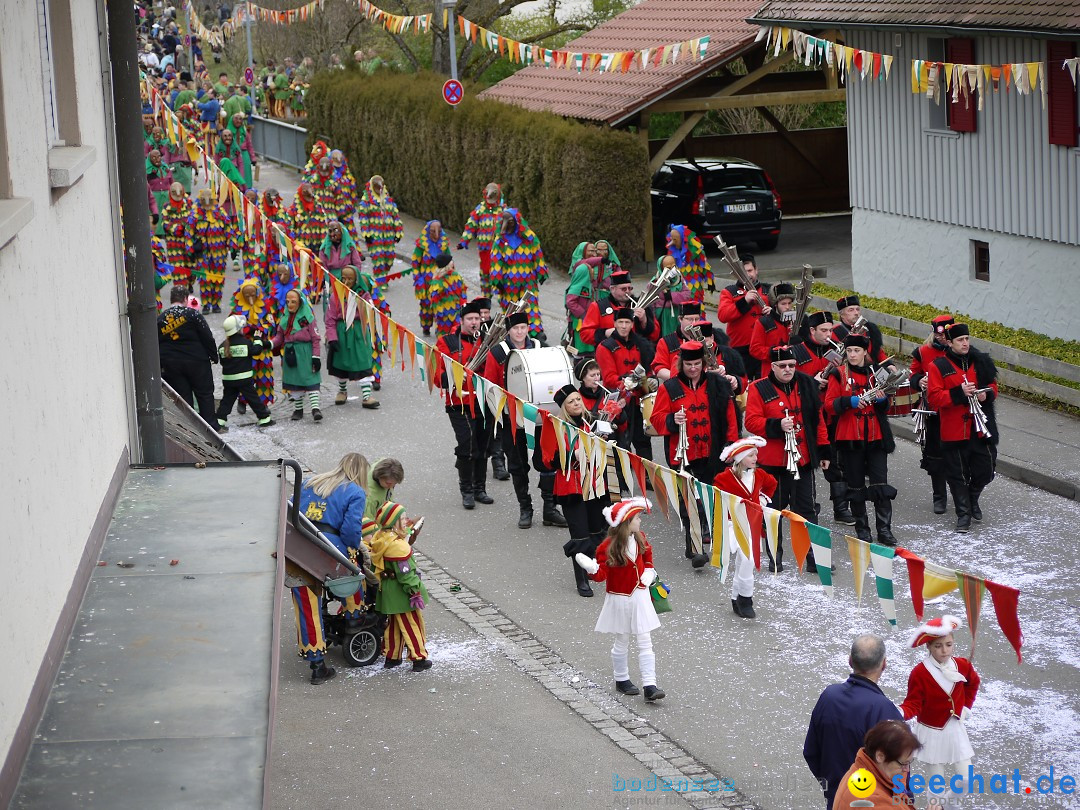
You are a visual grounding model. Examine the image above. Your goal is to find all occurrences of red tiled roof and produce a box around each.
[477,0,764,126]
[748,1,1080,34]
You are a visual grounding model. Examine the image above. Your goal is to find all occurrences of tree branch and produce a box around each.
[388,31,421,70]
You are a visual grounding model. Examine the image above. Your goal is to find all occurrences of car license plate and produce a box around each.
[724,203,756,213]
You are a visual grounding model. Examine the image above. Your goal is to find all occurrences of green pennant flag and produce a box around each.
[521,402,540,450]
[955,572,987,657]
[807,522,833,596]
[870,543,897,626]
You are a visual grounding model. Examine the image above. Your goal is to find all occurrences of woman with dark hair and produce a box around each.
[833,719,919,809]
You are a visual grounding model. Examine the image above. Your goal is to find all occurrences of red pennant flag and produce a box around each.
[985,580,1024,663]
[621,52,635,73]
[405,329,416,375]
[646,463,671,520]
[872,52,882,79]
[743,499,764,570]
[782,510,811,572]
[540,410,560,466]
[506,393,518,442]
[895,548,926,621]
[398,321,408,370]
[853,50,863,72]
[629,452,647,498]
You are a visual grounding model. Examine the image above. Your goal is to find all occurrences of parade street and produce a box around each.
[209,165,1080,810]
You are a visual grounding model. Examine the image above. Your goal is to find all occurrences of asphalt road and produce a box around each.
[198,165,1079,809]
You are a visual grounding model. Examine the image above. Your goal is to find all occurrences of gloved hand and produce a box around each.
[151,213,160,225]
[409,592,425,610]
[457,240,468,250]
[574,553,599,575]
[640,568,657,587]
[312,357,321,373]
[230,249,238,259]
[707,281,716,293]
[850,396,862,409]
[960,707,972,723]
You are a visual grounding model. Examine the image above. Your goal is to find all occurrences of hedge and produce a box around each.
[305,70,651,270]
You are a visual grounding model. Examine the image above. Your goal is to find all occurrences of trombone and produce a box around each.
[465,297,526,371]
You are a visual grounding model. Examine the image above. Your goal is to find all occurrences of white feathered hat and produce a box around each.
[602,497,651,528]
[720,435,767,465]
[909,615,962,648]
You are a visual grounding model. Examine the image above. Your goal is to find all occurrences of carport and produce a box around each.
[478,0,847,260]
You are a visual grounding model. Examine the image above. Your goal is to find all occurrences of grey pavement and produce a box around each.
[208,163,1080,810]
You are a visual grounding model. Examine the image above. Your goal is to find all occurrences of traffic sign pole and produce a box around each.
[243,2,256,114]
[445,0,458,84]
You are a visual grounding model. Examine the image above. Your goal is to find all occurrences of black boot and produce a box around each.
[512,474,532,528]
[491,453,510,482]
[643,685,666,702]
[804,548,818,575]
[573,561,594,597]
[951,483,972,533]
[931,472,948,515]
[765,541,784,573]
[735,593,756,619]
[684,533,707,568]
[458,458,475,509]
[517,504,533,529]
[473,458,494,504]
[874,501,897,546]
[541,492,568,527]
[849,496,872,542]
[831,480,855,525]
[616,679,640,696]
[310,660,336,685]
[970,487,983,521]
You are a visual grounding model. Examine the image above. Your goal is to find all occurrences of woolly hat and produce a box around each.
[507,311,529,328]
[680,302,702,317]
[602,496,651,527]
[679,340,705,361]
[473,297,492,311]
[836,295,860,310]
[613,307,634,322]
[910,615,962,648]
[553,383,578,407]
[574,356,599,382]
[434,252,453,269]
[376,501,406,530]
[844,334,871,350]
[932,314,955,336]
[222,315,242,337]
[460,298,485,318]
[770,345,795,363]
[806,311,834,329]
[720,435,767,465]
[693,319,714,337]
[609,270,632,287]
[361,519,378,539]
[771,282,796,305]
[945,323,970,340]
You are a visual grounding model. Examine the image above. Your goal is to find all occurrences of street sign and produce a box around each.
[244,67,255,85]
[442,79,464,106]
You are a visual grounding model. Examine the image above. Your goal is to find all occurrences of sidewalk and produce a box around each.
[258,161,1080,502]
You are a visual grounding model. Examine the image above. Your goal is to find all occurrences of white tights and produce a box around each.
[924,760,972,808]
[611,632,656,687]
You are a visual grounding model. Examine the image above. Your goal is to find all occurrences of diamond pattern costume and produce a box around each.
[489,208,548,337]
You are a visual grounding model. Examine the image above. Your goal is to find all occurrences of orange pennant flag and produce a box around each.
[646,463,671,519]
[782,509,811,572]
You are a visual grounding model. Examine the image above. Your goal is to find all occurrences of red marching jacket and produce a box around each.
[743,375,830,469]
[908,341,947,390]
[749,315,792,371]
[712,467,778,505]
[651,330,687,376]
[926,351,999,444]
[900,657,981,730]
[580,298,660,349]
[649,373,739,467]
[596,333,647,393]
[590,534,654,596]
[824,365,892,446]
[792,339,834,381]
[435,328,481,409]
[718,282,770,348]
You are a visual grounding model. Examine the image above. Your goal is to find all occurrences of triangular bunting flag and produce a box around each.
[846,535,871,603]
[984,579,1023,663]
[955,572,986,657]
[807,522,833,596]
[870,544,897,625]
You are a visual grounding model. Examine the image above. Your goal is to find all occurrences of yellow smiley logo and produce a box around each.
[848,767,877,798]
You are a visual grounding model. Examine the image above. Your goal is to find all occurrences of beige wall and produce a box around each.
[0,0,133,762]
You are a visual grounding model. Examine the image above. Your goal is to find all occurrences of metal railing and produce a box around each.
[251,115,309,170]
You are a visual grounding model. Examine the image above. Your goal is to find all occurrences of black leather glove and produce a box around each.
[312,357,321,373]
[151,213,160,225]
[707,281,716,293]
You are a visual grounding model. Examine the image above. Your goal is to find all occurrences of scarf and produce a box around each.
[233,279,266,325]
[146,156,169,179]
[278,292,315,336]
[272,272,298,313]
[319,227,356,258]
[924,654,967,690]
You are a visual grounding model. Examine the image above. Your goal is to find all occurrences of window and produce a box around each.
[1047,41,1078,147]
[972,240,990,282]
[926,37,977,133]
[926,38,949,131]
[0,61,9,199]
[37,0,80,147]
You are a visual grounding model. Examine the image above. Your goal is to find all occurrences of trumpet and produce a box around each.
[783,408,803,480]
[674,407,689,473]
[683,323,723,372]
[631,265,682,311]
[714,236,765,310]
[466,297,526,371]
[968,389,993,438]
[858,365,910,405]
[849,315,869,336]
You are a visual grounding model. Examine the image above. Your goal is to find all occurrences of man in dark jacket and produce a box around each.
[158,285,218,424]
[803,634,903,809]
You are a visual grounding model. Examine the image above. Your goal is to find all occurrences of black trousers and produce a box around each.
[163,358,215,426]
[920,414,944,471]
[761,464,816,521]
[501,417,533,507]
[560,494,610,557]
[837,445,890,500]
[942,438,996,491]
[217,379,271,422]
[614,402,653,492]
[447,405,489,480]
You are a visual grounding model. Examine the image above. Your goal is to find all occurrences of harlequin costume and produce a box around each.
[713,437,776,619]
[230,277,276,407]
[665,224,712,303]
[270,292,323,419]
[301,140,329,181]
[161,188,193,283]
[225,116,256,188]
[186,191,238,312]
[900,616,980,772]
[258,189,292,288]
[287,186,330,298]
[357,176,403,283]
[151,237,172,311]
[489,208,548,338]
[214,136,246,188]
[370,502,431,668]
[428,252,468,336]
[330,150,360,240]
[411,221,451,335]
[458,184,504,297]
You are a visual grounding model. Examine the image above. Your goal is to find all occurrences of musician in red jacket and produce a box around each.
[718,253,771,379]
[579,270,659,351]
[654,308,747,395]
[909,315,955,516]
[823,335,897,545]
[748,282,796,376]
[714,436,776,619]
[596,307,656,468]
[436,299,493,510]
[926,323,998,533]
[743,346,831,572]
[652,302,704,379]
[649,341,739,567]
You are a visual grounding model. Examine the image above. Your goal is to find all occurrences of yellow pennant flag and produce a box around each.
[449,358,465,399]
[724,492,752,559]
[763,506,782,570]
[710,488,727,569]
[614,445,635,496]
[845,535,872,602]
[923,561,960,601]
[386,319,399,366]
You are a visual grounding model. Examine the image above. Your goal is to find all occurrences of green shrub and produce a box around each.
[305,71,651,269]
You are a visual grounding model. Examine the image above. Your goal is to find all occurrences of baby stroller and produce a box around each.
[321,573,387,667]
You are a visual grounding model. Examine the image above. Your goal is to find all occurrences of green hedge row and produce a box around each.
[305,70,651,270]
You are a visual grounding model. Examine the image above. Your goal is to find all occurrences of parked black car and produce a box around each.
[651,158,782,251]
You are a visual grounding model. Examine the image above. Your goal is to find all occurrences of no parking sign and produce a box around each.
[442,79,464,106]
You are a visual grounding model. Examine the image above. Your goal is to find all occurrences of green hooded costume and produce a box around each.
[277,294,321,390]
[327,267,375,378]
[564,240,622,354]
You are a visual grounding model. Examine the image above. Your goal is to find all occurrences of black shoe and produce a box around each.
[542,503,568,528]
[690,553,708,569]
[291,409,304,421]
[517,507,533,529]
[373,382,381,391]
[736,594,756,619]
[216,425,229,434]
[462,491,475,510]
[238,400,247,414]
[411,658,432,671]
[767,557,783,573]
[312,408,323,422]
[211,304,221,314]
[491,455,510,481]
[383,658,403,669]
[616,679,640,696]
[310,661,337,684]
[805,558,818,574]
[956,515,971,533]
[933,498,948,515]
[970,491,983,521]
[474,490,494,505]
[202,304,211,314]
[833,507,856,526]
[731,598,743,617]
[574,563,594,597]
[422,327,431,337]
[643,685,666,702]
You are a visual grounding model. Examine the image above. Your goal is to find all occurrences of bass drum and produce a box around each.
[641,392,659,436]
[887,382,919,417]
[506,347,575,413]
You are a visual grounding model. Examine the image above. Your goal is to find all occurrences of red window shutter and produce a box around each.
[947,38,977,133]
[1048,41,1078,147]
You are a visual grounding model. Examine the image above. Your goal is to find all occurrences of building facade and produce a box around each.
[0,0,136,791]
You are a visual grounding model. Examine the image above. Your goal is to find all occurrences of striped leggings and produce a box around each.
[384,609,428,662]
